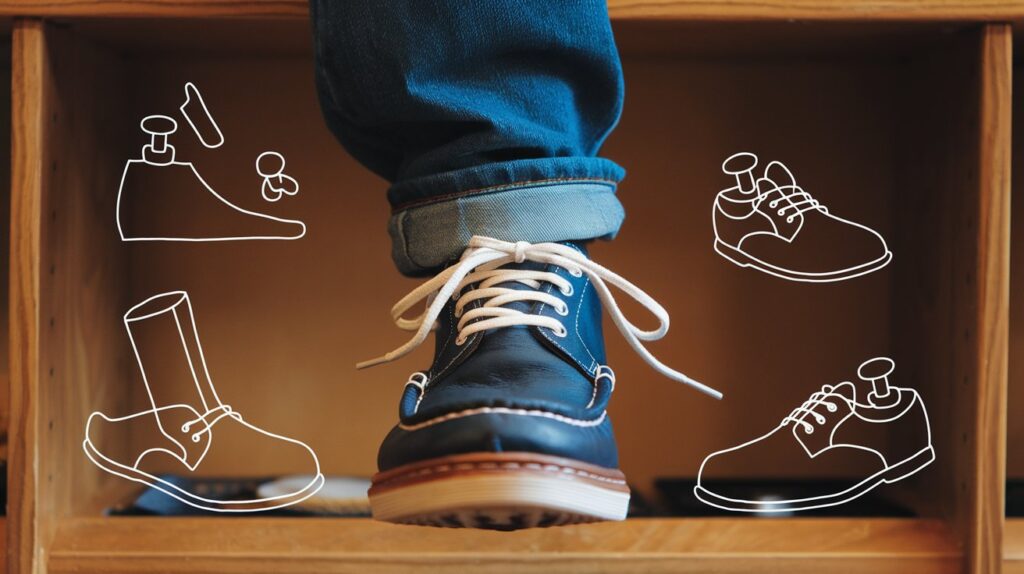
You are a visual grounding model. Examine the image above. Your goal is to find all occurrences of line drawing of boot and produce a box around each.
[82,291,324,512]
[116,113,307,242]
[693,357,934,513]
[713,152,892,283]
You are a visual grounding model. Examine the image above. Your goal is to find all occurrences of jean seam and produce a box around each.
[392,177,618,213]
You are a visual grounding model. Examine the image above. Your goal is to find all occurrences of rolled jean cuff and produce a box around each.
[388,171,625,276]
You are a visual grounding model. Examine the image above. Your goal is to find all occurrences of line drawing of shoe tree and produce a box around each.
[180,81,225,149]
[257,151,300,202]
[712,152,892,282]
[693,357,935,513]
[116,84,306,241]
[82,291,324,512]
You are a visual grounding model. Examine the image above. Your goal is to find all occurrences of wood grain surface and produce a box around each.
[46,517,960,574]
[0,0,1018,20]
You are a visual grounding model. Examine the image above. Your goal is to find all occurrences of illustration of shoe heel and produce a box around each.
[713,238,751,268]
[882,446,936,484]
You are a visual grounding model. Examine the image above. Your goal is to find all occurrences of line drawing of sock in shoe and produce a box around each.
[693,357,934,513]
[257,151,300,203]
[713,152,892,283]
[117,104,306,241]
[82,291,324,512]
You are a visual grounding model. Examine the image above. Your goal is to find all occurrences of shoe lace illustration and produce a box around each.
[780,385,844,434]
[754,160,829,224]
[357,235,722,399]
[181,404,242,443]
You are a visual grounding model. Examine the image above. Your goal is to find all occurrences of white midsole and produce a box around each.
[371,473,630,522]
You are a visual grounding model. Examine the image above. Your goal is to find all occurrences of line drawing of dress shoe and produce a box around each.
[179,82,225,149]
[82,291,324,512]
[116,112,306,242]
[257,151,300,202]
[693,357,934,513]
[712,152,892,282]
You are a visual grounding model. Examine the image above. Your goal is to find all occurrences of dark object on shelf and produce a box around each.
[626,486,660,518]
[656,478,917,517]
[107,475,371,517]
[1005,479,1024,516]
[0,461,6,516]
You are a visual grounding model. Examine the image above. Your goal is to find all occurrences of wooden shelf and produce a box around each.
[1005,519,1024,573]
[3,5,1013,574]
[0,0,1017,21]
[46,518,960,574]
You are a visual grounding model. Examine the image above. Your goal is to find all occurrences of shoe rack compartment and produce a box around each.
[1004,51,1024,574]
[6,16,1009,574]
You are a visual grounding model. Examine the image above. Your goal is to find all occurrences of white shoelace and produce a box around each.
[358,235,722,399]
[780,385,844,434]
[181,405,242,443]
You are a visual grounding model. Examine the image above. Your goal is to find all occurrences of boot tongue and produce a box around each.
[472,240,585,315]
[828,381,857,405]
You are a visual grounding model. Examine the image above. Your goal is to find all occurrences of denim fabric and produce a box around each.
[310,0,626,275]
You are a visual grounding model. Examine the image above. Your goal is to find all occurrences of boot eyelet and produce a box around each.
[552,326,568,338]
[556,303,569,316]
[455,336,467,346]
[561,285,574,297]
[569,268,583,278]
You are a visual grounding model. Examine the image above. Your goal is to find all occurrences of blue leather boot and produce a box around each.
[361,236,719,529]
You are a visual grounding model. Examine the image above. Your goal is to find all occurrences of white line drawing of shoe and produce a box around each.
[180,82,225,149]
[116,111,306,241]
[256,151,300,202]
[693,357,934,513]
[712,152,892,282]
[82,291,324,513]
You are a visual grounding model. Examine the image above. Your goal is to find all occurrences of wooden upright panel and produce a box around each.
[971,23,1011,574]
[8,19,132,574]
[9,19,45,574]
[892,23,1010,574]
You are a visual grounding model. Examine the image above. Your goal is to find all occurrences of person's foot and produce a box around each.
[360,236,719,529]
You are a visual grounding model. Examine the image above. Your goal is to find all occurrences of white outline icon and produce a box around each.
[116,82,306,242]
[180,82,225,149]
[256,151,300,202]
[693,357,934,513]
[713,152,892,282]
[82,291,324,513]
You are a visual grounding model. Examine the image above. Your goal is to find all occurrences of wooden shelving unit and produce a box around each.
[1,2,1017,574]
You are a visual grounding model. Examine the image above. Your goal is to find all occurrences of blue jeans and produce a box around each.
[310,0,626,275]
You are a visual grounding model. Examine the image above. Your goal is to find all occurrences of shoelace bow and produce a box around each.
[780,385,846,434]
[180,405,242,443]
[358,236,722,399]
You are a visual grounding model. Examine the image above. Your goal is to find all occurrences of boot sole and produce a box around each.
[82,438,325,512]
[693,445,935,513]
[714,238,892,283]
[369,452,630,529]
